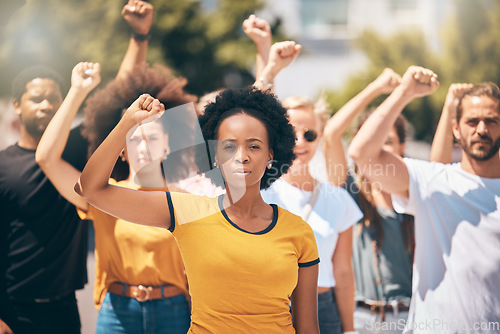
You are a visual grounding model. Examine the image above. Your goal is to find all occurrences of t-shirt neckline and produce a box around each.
[217,195,278,235]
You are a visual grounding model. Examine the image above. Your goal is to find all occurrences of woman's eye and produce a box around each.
[250,145,260,150]
[223,145,236,150]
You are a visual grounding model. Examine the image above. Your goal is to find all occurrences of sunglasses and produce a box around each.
[297,128,318,142]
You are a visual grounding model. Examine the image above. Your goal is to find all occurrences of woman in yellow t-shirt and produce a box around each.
[36,62,197,333]
[76,86,321,333]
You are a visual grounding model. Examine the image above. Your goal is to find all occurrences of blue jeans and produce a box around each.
[318,288,342,334]
[96,291,190,334]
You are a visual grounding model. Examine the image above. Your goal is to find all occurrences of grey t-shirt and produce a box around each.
[346,173,413,305]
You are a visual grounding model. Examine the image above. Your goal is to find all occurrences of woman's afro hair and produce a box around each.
[197,86,296,190]
[82,63,197,181]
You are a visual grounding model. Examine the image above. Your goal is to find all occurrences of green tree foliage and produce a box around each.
[323,0,500,142]
[0,0,271,98]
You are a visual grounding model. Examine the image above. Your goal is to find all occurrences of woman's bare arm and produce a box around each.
[323,68,401,186]
[291,264,320,334]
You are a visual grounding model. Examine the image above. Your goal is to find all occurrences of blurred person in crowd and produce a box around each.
[0,63,90,334]
[261,94,362,334]
[37,61,195,334]
[323,68,414,333]
[349,67,500,333]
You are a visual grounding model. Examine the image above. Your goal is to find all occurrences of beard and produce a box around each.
[459,134,500,161]
[21,116,47,139]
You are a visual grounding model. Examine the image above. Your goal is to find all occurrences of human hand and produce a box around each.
[444,83,473,113]
[242,14,272,49]
[267,41,301,73]
[372,68,401,94]
[123,94,165,125]
[400,66,439,98]
[0,318,13,334]
[71,62,101,93]
[122,0,154,35]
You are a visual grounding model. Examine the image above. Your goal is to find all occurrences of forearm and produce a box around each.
[117,38,148,80]
[36,87,88,167]
[254,61,277,93]
[333,271,356,332]
[349,87,412,163]
[255,44,271,79]
[323,139,348,187]
[324,82,382,142]
[430,104,454,163]
[77,117,135,198]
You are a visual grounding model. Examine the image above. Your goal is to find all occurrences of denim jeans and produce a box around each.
[96,291,191,334]
[318,288,342,334]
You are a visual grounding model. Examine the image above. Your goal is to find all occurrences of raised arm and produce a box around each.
[243,14,272,80]
[75,94,171,228]
[36,62,101,211]
[323,68,401,186]
[348,66,439,198]
[116,0,154,80]
[253,41,301,93]
[430,83,472,163]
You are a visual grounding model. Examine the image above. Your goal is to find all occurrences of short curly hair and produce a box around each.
[82,64,197,181]
[11,65,65,102]
[197,87,296,190]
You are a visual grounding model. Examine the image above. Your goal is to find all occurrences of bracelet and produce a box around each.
[131,31,151,41]
[258,76,273,89]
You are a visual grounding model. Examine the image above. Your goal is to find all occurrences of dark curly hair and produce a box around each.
[197,87,296,190]
[82,63,197,181]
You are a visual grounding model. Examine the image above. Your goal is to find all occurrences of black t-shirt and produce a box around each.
[0,126,88,303]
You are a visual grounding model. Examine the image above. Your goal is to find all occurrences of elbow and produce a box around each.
[347,143,363,164]
[74,178,84,197]
[35,150,47,167]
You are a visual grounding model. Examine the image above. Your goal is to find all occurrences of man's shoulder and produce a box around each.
[0,144,32,166]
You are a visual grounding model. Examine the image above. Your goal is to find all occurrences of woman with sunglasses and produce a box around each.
[261,96,363,334]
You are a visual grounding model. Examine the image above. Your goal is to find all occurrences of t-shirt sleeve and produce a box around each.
[392,158,443,216]
[166,192,220,234]
[298,222,320,267]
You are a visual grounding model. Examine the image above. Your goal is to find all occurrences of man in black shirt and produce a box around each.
[0,66,89,334]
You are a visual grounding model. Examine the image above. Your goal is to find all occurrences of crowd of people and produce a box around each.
[1,1,500,334]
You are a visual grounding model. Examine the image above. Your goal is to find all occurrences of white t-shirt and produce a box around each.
[393,158,500,334]
[262,178,362,287]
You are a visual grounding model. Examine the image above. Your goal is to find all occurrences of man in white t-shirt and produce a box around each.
[348,66,500,334]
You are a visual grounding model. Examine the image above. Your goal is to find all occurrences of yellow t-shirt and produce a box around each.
[167,192,319,334]
[79,180,188,309]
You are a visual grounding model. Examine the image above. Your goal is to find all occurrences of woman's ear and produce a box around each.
[267,150,274,169]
